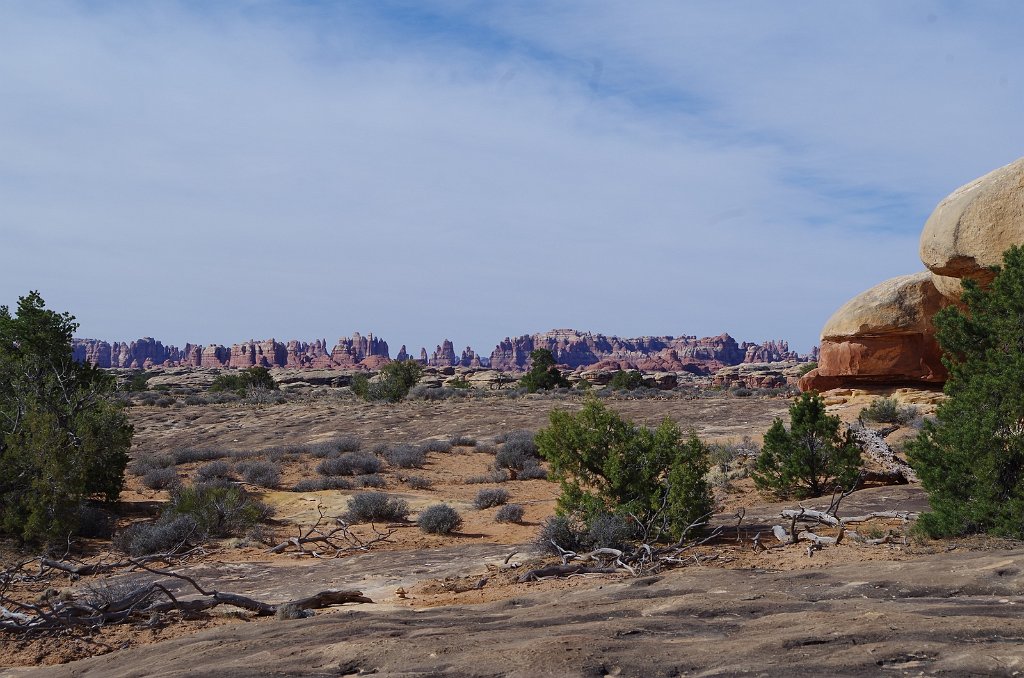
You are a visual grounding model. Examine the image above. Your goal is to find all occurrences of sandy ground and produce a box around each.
[3,387,1021,675]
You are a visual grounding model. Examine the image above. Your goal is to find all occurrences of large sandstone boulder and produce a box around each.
[799,272,948,392]
[920,157,1024,299]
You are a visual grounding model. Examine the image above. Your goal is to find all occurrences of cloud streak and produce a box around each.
[1,2,1020,354]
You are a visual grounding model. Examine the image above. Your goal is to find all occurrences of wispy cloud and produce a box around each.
[1,2,1019,353]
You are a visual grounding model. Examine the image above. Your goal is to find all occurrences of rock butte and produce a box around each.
[73,329,803,376]
[801,156,1024,392]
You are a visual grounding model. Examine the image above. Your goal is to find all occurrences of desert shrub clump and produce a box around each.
[495,503,525,523]
[384,444,427,469]
[236,460,281,489]
[417,504,463,534]
[752,392,862,498]
[609,370,645,391]
[908,246,1024,538]
[293,477,353,492]
[536,398,713,541]
[168,483,272,537]
[473,487,510,509]
[859,397,918,425]
[351,360,423,403]
[142,467,181,491]
[317,452,382,476]
[344,492,409,523]
[520,349,570,393]
[494,430,545,478]
[210,366,278,394]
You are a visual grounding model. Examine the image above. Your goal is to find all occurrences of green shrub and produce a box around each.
[351,360,423,403]
[0,292,132,543]
[859,397,918,425]
[536,398,712,540]
[417,504,462,534]
[448,376,471,389]
[344,492,409,523]
[122,371,153,392]
[752,392,861,498]
[168,483,272,538]
[519,349,569,393]
[797,361,818,376]
[609,370,645,391]
[210,366,278,394]
[908,246,1024,538]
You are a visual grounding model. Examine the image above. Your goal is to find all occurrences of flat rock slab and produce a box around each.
[19,548,1024,677]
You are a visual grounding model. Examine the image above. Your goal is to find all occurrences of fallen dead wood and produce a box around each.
[517,564,621,583]
[268,504,394,558]
[0,558,372,634]
[849,423,919,484]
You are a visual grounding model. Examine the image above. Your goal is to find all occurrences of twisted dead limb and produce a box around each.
[268,504,394,558]
[0,557,372,634]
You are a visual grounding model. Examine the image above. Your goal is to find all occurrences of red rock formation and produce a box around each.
[396,345,410,362]
[429,340,458,367]
[488,330,752,373]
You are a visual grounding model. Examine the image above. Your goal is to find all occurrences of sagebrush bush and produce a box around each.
[173,448,229,464]
[317,452,382,476]
[860,397,918,425]
[417,504,463,534]
[517,463,548,481]
[536,515,585,553]
[344,492,409,523]
[449,434,476,447]
[384,444,427,468]
[583,514,635,550]
[168,483,272,537]
[495,503,525,523]
[292,477,353,492]
[196,460,234,482]
[473,487,510,509]
[467,469,510,484]
[142,467,181,491]
[236,460,281,489]
[421,439,453,454]
[355,473,387,488]
[406,385,468,401]
[494,431,539,474]
[114,515,200,556]
[405,475,432,490]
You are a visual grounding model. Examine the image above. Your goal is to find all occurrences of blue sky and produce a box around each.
[1,1,1022,356]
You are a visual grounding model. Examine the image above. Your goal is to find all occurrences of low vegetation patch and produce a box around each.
[344,492,409,523]
[495,503,525,523]
[417,504,463,534]
[473,487,510,509]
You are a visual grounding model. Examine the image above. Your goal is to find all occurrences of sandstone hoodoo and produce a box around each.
[799,272,948,392]
[920,156,1024,300]
[802,155,1024,392]
[74,329,804,375]
[487,329,798,374]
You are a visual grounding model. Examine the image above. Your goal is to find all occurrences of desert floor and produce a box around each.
[2,388,1023,676]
